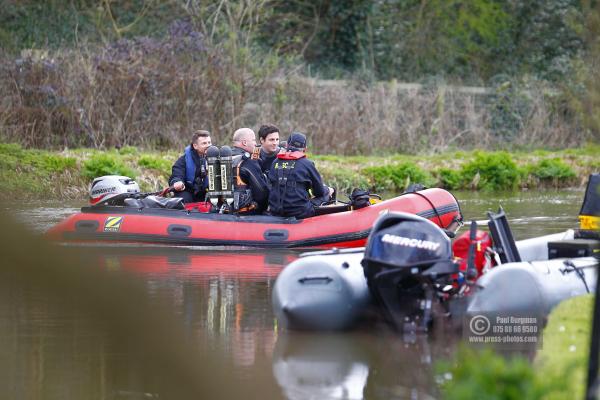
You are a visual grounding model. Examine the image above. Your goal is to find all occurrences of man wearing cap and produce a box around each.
[231,128,269,214]
[169,130,211,203]
[268,132,333,219]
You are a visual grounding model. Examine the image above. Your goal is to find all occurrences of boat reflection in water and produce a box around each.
[95,247,298,370]
[272,330,458,400]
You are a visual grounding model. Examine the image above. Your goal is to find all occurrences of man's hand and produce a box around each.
[173,181,185,191]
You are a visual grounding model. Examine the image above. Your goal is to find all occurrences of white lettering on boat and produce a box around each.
[91,186,117,196]
[381,233,441,251]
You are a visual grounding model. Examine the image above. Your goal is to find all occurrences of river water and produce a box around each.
[0,189,586,399]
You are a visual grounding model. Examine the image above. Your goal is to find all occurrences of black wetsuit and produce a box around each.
[231,147,269,213]
[259,148,278,174]
[268,152,329,219]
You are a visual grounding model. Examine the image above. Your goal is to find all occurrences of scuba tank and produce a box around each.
[219,146,234,207]
[206,145,221,206]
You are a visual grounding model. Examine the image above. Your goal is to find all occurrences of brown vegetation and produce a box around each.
[0,28,589,154]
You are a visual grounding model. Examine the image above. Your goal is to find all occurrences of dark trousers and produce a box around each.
[173,190,197,203]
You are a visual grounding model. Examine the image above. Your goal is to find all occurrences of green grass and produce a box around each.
[436,294,595,399]
[82,153,137,180]
[1,142,599,200]
[437,346,553,400]
[535,294,594,400]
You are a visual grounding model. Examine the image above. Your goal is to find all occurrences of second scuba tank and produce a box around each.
[219,146,234,206]
[206,145,221,206]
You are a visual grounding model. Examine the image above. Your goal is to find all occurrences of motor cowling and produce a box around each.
[89,175,140,206]
[363,212,452,282]
[362,212,455,332]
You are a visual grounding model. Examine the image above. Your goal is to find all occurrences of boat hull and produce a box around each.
[46,188,461,249]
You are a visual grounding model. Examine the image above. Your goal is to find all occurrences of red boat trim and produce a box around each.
[59,202,460,248]
[61,228,372,248]
[80,206,303,224]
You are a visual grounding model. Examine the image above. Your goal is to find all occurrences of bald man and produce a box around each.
[230,128,269,214]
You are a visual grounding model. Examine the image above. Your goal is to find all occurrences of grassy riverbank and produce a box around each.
[1,142,599,201]
[535,294,595,400]
[439,294,595,399]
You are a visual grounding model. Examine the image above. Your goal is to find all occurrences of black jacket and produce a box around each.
[268,154,327,219]
[232,147,269,212]
[259,148,278,174]
[168,150,208,202]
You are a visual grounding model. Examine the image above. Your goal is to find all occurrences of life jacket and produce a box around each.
[184,146,207,193]
[232,152,256,213]
[270,151,309,216]
[277,151,306,161]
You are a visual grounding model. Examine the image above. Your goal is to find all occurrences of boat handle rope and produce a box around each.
[561,260,591,293]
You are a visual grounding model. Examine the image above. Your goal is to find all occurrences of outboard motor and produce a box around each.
[206,145,221,206]
[89,175,140,206]
[362,212,456,333]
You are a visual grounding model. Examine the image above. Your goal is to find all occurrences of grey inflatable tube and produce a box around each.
[272,249,371,331]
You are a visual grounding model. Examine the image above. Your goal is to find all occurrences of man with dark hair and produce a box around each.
[231,128,270,214]
[257,124,280,173]
[169,130,212,203]
[268,132,333,219]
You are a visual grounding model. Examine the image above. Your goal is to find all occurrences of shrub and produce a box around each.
[138,155,172,173]
[83,154,135,180]
[25,153,76,172]
[118,146,140,155]
[0,142,24,155]
[436,168,463,190]
[319,165,370,195]
[363,162,434,191]
[437,347,563,400]
[529,158,576,181]
[0,144,75,173]
[460,151,521,191]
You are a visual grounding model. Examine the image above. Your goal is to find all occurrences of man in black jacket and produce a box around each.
[268,132,333,219]
[169,130,212,203]
[231,128,270,214]
[257,124,280,173]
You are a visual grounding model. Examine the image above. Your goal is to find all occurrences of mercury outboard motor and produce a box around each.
[362,212,457,333]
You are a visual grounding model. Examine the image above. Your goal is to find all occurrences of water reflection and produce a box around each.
[2,188,588,400]
[273,330,459,400]
[95,248,297,373]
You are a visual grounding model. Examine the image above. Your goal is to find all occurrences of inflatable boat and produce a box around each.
[46,187,462,249]
[273,208,599,331]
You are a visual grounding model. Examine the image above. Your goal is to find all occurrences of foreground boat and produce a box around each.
[46,188,461,249]
[272,212,598,331]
